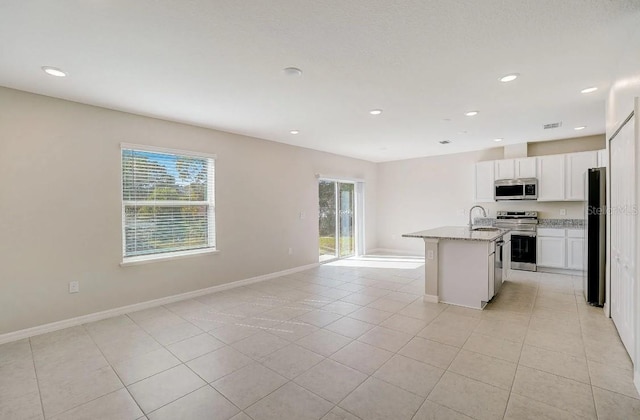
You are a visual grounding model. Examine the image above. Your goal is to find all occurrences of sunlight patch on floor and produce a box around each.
[326,254,425,270]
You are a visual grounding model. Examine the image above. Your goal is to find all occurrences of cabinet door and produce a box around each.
[503,234,511,280]
[567,237,584,270]
[565,151,598,201]
[515,157,537,178]
[494,159,515,180]
[537,155,565,201]
[488,252,495,299]
[597,149,608,168]
[537,236,566,268]
[474,161,495,202]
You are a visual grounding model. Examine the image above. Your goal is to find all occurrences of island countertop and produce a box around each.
[402,226,509,242]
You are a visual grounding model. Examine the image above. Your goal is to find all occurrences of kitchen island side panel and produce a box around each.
[438,240,490,309]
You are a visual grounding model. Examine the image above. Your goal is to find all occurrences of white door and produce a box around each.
[610,116,636,361]
[537,236,566,268]
[474,161,495,202]
[565,151,598,201]
[537,155,565,201]
[494,159,515,180]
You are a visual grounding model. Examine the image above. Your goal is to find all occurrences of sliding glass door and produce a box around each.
[319,179,356,262]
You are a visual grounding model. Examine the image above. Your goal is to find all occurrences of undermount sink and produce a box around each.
[472,227,500,232]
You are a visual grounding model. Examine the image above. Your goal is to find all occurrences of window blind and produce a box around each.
[122,146,215,259]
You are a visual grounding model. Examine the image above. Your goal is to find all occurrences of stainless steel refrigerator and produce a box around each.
[583,167,606,306]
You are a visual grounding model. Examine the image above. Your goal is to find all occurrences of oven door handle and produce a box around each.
[511,232,536,237]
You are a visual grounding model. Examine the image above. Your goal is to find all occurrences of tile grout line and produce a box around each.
[82,316,249,418]
[500,277,537,420]
[27,338,46,420]
[576,286,603,420]
[80,323,147,419]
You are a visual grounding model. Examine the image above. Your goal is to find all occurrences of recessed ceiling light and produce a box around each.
[42,66,67,77]
[500,73,519,82]
[465,111,479,117]
[369,109,383,115]
[494,138,503,142]
[581,87,598,94]
[574,126,586,131]
[282,67,302,77]
[290,130,300,135]
[439,140,451,145]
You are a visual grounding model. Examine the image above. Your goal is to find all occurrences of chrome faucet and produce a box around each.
[468,205,487,230]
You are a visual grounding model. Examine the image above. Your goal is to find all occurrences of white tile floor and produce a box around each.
[1,255,639,419]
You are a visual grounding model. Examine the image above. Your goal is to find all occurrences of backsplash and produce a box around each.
[474,217,585,229]
[538,218,585,228]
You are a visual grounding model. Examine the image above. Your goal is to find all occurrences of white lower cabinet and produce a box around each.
[567,237,584,270]
[537,228,584,271]
[537,236,566,268]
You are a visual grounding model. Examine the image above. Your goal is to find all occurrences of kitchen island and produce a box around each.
[403,226,509,309]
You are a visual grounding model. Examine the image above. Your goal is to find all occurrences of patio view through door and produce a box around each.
[319,179,357,262]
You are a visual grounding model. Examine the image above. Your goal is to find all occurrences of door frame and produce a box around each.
[317,175,365,262]
[606,109,637,366]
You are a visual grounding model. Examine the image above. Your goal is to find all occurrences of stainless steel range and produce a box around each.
[495,211,538,272]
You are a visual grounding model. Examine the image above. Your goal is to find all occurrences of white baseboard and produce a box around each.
[0,262,319,345]
[423,294,439,303]
[536,267,582,276]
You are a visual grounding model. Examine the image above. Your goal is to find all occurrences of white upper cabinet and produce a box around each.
[474,150,604,202]
[474,161,495,202]
[537,155,565,201]
[515,157,537,178]
[565,151,598,201]
[494,157,536,180]
[597,149,608,167]
[494,159,515,180]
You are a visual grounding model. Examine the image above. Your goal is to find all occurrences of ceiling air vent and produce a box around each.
[439,140,451,144]
[543,122,562,129]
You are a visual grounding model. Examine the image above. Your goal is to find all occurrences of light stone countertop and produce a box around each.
[402,226,509,242]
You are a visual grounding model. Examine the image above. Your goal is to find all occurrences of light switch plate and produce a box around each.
[69,281,79,293]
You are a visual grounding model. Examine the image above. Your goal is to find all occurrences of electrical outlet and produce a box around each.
[288,247,293,255]
[299,211,306,220]
[69,281,79,294]
[560,209,566,216]
[427,250,435,260]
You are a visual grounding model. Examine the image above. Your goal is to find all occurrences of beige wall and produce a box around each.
[0,87,377,334]
[527,134,605,156]
[375,139,598,255]
[376,148,502,255]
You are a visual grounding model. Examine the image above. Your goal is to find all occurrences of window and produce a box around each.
[121,144,216,262]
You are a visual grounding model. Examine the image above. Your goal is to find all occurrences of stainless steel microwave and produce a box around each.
[494,178,538,200]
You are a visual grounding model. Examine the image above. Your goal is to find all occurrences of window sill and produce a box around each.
[121,248,220,267]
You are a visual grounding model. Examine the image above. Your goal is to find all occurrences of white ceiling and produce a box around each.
[1,1,639,162]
